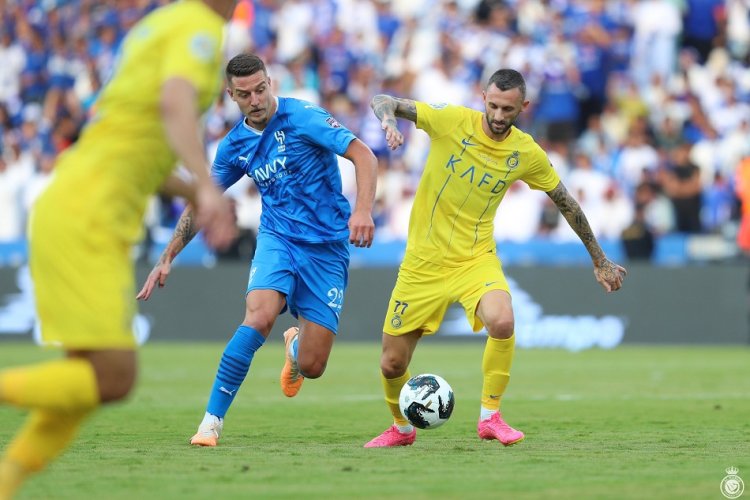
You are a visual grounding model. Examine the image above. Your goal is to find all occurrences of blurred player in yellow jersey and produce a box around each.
[364,69,627,448]
[0,1,237,497]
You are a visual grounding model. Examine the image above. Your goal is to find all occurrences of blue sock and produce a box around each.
[206,325,265,418]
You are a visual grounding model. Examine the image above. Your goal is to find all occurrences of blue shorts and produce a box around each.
[247,231,349,334]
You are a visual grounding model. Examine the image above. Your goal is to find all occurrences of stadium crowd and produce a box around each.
[0,0,749,260]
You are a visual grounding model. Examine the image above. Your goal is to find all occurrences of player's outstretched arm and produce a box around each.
[160,77,235,251]
[136,205,199,301]
[160,173,199,202]
[546,181,627,293]
[370,94,417,150]
[342,138,378,248]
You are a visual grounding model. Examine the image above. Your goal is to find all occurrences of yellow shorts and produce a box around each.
[382,252,510,336]
[28,183,136,350]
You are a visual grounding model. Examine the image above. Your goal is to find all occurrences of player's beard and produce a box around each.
[486,115,513,137]
[246,107,267,127]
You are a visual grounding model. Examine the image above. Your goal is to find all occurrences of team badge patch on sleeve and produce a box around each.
[428,102,448,109]
[325,117,341,128]
[190,33,217,62]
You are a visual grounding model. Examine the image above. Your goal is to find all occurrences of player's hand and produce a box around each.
[136,260,172,301]
[381,117,404,150]
[593,259,627,293]
[348,210,375,248]
[195,184,236,250]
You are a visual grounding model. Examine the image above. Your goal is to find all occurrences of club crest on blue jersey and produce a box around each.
[274,130,286,152]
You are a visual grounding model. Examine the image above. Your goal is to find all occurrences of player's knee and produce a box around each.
[84,351,137,403]
[486,318,514,340]
[242,315,275,335]
[298,358,326,379]
[380,355,408,379]
[98,370,136,403]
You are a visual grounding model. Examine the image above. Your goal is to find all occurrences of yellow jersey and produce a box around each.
[407,101,560,266]
[43,0,225,244]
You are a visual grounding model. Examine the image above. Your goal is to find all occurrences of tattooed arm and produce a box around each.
[136,206,200,300]
[546,181,627,293]
[370,94,418,150]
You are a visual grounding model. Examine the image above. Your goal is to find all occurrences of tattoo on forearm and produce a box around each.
[371,94,396,122]
[548,184,605,264]
[176,210,197,247]
[159,209,197,265]
[393,98,417,121]
[370,94,417,123]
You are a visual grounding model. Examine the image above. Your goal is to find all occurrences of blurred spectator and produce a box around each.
[566,151,610,207]
[613,124,659,192]
[702,171,737,234]
[384,184,414,241]
[725,0,750,60]
[533,57,580,145]
[682,0,726,63]
[596,183,635,241]
[621,203,655,261]
[0,156,26,241]
[18,23,48,105]
[21,152,55,228]
[574,21,611,134]
[635,180,676,235]
[630,0,682,89]
[275,0,314,62]
[659,143,704,233]
[0,28,26,106]
[494,182,545,242]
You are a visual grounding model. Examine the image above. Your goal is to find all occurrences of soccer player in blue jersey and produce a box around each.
[364,69,627,448]
[137,53,378,446]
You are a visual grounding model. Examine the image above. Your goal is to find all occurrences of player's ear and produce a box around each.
[225,87,233,99]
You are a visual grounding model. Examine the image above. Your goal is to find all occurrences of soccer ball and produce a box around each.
[399,373,455,429]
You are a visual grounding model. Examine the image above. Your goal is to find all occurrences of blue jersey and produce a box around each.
[212,97,356,243]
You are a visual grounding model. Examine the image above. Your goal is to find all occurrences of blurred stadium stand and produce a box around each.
[0,0,748,267]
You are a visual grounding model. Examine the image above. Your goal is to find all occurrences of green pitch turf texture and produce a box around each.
[0,342,747,500]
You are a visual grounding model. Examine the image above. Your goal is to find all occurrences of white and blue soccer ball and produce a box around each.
[399,373,455,429]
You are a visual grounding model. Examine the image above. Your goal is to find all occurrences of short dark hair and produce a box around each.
[486,69,526,99]
[225,53,267,82]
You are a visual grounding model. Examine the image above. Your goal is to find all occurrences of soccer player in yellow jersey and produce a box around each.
[364,69,627,448]
[0,1,237,497]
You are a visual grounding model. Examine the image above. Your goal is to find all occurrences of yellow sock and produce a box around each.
[0,358,99,412]
[381,372,411,426]
[481,334,516,412]
[0,409,90,498]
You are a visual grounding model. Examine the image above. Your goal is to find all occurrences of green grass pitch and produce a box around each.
[0,342,748,499]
